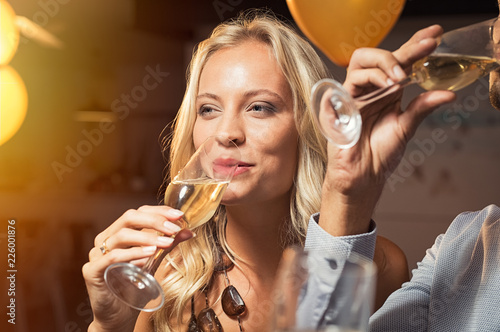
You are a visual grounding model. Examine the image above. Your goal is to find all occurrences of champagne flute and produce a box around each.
[104,135,241,312]
[312,17,500,149]
[271,247,376,332]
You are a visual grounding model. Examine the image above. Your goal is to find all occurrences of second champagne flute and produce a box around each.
[104,135,241,312]
[312,18,500,149]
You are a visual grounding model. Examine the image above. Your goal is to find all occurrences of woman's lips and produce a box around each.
[233,163,251,176]
[212,159,252,178]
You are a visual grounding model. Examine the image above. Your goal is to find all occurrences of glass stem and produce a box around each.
[143,219,188,275]
[142,247,171,275]
[353,76,415,110]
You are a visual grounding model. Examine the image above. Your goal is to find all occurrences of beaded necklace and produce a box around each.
[188,248,246,331]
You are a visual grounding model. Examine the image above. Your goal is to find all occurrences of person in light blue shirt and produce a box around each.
[303,205,500,331]
[302,4,500,331]
[370,205,500,331]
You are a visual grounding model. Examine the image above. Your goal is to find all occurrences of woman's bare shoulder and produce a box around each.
[373,235,410,311]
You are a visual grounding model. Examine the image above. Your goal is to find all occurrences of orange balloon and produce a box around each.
[0,66,28,146]
[287,0,405,67]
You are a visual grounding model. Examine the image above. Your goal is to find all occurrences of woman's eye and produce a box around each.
[198,105,215,116]
[250,103,276,114]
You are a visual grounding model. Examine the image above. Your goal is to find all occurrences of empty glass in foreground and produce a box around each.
[271,247,377,332]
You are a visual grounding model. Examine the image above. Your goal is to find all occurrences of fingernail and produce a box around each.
[392,65,406,81]
[158,236,174,245]
[420,37,437,45]
[167,209,184,218]
[386,78,394,86]
[143,245,157,254]
[164,221,182,233]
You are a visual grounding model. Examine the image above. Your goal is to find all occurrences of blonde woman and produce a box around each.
[83,10,454,332]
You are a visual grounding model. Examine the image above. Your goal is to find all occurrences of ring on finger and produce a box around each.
[100,237,111,255]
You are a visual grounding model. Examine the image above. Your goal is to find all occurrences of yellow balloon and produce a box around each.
[0,0,19,65]
[287,0,405,67]
[0,66,28,146]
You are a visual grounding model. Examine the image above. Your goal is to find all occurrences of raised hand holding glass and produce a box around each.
[312,18,500,148]
[104,135,240,312]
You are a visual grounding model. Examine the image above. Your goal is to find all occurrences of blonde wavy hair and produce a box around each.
[154,9,330,330]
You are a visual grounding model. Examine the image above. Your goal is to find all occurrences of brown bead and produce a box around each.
[221,285,246,316]
[197,307,223,332]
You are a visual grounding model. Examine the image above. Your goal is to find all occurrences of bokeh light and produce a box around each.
[0,0,19,65]
[0,65,28,146]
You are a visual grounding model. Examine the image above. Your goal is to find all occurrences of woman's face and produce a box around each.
[193,40,299,206]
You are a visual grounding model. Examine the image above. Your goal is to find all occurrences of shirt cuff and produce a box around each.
[304,213,377,260]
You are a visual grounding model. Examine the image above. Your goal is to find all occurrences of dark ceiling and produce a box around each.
[134,0,499,40]
[402,0,497,16]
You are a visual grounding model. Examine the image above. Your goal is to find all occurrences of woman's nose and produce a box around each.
[216,113,245,145]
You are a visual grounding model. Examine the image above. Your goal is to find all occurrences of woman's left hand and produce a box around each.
[319,25,456,236]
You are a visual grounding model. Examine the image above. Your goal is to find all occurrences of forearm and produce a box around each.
[318,178,382,237]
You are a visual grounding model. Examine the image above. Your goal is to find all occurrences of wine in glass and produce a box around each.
[104,135,241,312]
[312,18,500,149]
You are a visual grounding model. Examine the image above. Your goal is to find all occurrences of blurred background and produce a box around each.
[0,0,499,330]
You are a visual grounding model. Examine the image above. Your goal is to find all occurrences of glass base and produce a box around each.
[311,79,362,149]
[104,262,165,312]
